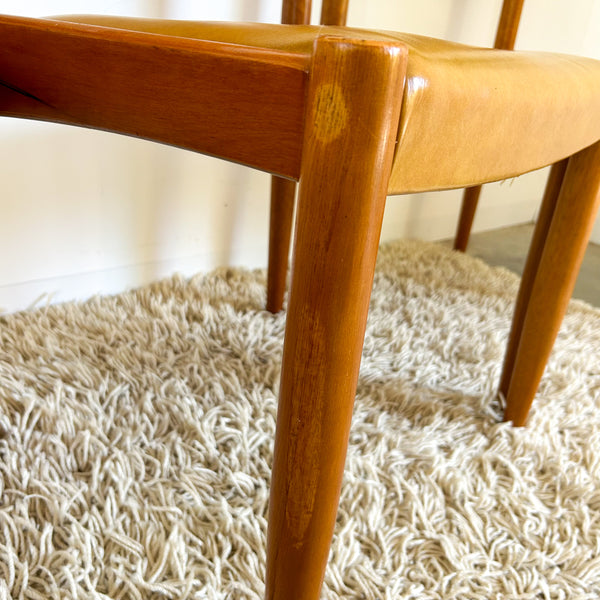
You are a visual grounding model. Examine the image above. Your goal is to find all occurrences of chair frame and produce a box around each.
[267,0,349,314]
[2,8,600,599]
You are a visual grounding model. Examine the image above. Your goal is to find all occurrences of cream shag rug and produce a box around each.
[1,239,600,600]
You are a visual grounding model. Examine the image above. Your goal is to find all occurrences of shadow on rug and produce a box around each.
[1,239,600,599]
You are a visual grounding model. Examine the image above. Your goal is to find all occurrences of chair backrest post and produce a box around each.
[282,0,312,24]
[320,0,349,26]
[494,0,525,50]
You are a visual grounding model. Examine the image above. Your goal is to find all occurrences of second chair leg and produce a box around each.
[453,185,482,251]
[502,142,600,425]
[453,0,525,253]
[265,0,314,314]
[266,176,296,313]
[498,159,568,398]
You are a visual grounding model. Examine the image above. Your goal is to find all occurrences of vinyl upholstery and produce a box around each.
[55,16,600,193]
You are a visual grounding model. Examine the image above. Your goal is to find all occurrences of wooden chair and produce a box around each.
[2,10,600,599]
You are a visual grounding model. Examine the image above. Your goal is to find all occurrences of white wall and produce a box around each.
[1,0,599,312]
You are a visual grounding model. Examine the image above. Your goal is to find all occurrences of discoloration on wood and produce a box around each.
[312,83,348,143]
[266,0,350,315]
[285,309,324,547]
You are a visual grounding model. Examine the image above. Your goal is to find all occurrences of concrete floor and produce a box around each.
[456,223,600,307]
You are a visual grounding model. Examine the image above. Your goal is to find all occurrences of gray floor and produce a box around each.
[454,223,600,307]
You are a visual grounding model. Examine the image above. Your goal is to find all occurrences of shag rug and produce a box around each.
[1,239,600,600]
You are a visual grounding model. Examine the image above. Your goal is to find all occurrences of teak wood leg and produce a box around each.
[503,142,600,426]
[453,185,482,251]
[266,177,296,313]
[320,0,350,25]
[281,0,312,25]
[498,159,568,400]
[265,36,407,600]
[265,0,312,314]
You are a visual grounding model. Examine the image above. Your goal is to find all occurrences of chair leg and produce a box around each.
[281,0,312,25]
[264,35,407,600]
[494,0,525,50]
[320,0,349,25]
[265,0,312,314]
[498,159,568,399]
[503,142,600,426]
[453,185,482,251]
[266,177,296,313]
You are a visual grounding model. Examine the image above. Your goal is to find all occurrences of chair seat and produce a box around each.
[55,16,600,193]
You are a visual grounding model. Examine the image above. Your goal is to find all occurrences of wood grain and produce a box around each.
[320,0,350,26]
[265,34,407,599]
[281,0,312,24]
[503,142,600,426]
[266,0,350,313]
[498,159,568,402]
[0,15,308,179]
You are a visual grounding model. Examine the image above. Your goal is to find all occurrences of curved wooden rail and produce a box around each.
[0,15,308,179]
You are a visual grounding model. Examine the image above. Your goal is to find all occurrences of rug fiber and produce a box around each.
[1,239,600,599]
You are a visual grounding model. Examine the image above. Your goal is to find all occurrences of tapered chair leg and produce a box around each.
[265,0,312,313]
[454,185,482,251]
[265,36,407,600]
[266,177,296,313]
[498,159,568,398]
[503,142,600,426]
[320,0,349,25]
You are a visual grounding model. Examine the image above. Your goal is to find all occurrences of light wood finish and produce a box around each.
[498,159,568,401]
[503,142,600,426]
[266,0,350,313]
[321,0,350,26]
[453,0,525,251]
[265,35,407,599]
[0,15,308,180]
